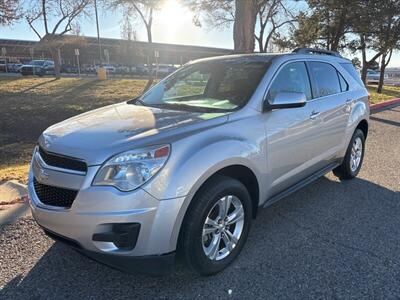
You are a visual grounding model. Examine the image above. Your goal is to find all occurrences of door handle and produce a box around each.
[346,98,352,104]
[310,110,320,120]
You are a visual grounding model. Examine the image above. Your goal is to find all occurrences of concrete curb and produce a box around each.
[0,180,28,205]
[0,203,31,225]
[370,98,400,113]
[0,181,30,225]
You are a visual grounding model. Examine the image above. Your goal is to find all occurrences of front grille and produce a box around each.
[33,177,78,208]
[39,146,87,173]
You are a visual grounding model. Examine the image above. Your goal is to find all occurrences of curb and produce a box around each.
[0,180,30,225]
[370,98,400,113]
[0,180,28,205]
[0,203,31,225]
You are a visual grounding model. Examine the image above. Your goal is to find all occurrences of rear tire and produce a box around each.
[333,129,365,179]
[179,175,252,276]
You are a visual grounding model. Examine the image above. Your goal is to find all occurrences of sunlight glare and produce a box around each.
[159,0,191,24]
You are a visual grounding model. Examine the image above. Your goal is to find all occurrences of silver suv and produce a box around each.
[28,48,369,275]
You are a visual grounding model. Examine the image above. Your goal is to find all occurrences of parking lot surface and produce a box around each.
[1,107,399,299]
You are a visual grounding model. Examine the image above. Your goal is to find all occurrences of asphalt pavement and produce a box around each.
[1,106,399,299]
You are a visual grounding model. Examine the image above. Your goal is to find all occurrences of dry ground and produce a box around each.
[0,77,399,184]
[0,77,146,183]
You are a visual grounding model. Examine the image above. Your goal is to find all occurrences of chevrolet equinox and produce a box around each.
[29,48,369,275]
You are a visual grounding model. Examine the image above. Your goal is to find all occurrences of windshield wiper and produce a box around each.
[127,97,146,106]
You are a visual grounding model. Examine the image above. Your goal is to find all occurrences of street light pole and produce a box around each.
[94,0,102,66]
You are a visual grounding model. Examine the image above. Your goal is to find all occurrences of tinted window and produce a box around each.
[340,63,364,87]
[338,72,348,92]
[267,62,312,101]
[309,62,341,97]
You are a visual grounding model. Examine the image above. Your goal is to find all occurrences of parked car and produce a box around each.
[20,60,55,76]
[28,48,369,276]
[8,63,23,73]
[152,64,178,77]
[61,65,79,74]
[96,64,116,74]
[135,64,149,76]
[366,69,388,84]
[0,59,7,72]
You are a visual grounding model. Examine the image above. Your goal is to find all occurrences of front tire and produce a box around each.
[179,175,252,276]
[333,129,365,179]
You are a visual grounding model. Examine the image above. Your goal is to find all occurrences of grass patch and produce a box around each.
[0,77,146,183]
[367,85,400,104]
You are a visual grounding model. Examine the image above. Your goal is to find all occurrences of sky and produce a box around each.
[1,0,399,67]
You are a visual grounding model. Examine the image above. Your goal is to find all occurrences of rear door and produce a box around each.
[305,61,350,169]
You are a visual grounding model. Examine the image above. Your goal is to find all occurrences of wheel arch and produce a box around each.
[175,164,260,253]
[356,119,368,139]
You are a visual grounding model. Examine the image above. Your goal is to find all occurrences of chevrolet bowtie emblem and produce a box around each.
[37,168,49,181]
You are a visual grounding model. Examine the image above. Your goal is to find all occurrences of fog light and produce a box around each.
[92,223,141,250]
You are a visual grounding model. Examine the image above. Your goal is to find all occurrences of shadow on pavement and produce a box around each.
[370,115,400,127]
[1,176,400,299]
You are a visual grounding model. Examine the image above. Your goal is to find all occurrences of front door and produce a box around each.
[263,61,320,197]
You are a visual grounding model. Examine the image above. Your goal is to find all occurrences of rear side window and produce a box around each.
[267,62,312,101]
[340,63,364,87]
[337,72,348,92]
[309,62,341,97]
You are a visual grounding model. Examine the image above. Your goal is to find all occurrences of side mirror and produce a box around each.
[264,92,307,111]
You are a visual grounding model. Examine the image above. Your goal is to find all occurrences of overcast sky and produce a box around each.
[0,0,399,68]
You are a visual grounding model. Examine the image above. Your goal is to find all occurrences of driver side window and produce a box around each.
[267,62,312,101]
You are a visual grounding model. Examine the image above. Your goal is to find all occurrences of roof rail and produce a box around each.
[292,48,342,58]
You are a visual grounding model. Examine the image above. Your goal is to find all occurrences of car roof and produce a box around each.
[188,51,351,65]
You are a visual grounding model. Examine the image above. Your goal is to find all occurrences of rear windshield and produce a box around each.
[340,63,364,87]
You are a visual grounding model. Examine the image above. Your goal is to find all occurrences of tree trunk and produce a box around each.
[144,9,154,92]
[233,0,258,53]
[377,53,386,94]
[49,47,61,79]
[360,34,367,84]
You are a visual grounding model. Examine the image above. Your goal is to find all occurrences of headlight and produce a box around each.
[92,145,170,191]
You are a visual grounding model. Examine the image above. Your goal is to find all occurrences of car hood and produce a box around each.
[39,102,229,165]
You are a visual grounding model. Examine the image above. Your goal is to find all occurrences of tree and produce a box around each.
[233,0,259,53]
[348,0,400,90]
[371,0,400,93]
[347,0,383,84]
[351,57,361,69]
[119,12,141,73]
[26,0,91,78]
[0,0,21,25]
[254,0,296,53]
[190,0,234,29]
[278,0,356,51]
[191,0,297,53]
[189,0,261,53]
[109,0,162,91]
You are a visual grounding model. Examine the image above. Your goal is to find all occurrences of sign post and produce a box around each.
[154,50,159,80]
[74,48,81,77]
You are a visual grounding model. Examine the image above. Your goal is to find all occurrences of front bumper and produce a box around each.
[41,226,175,275]
[28,160,186,274]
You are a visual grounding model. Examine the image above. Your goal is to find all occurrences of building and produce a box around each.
[0,36,232,67]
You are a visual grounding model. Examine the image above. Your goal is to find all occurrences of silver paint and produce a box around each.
[29,52,369,259]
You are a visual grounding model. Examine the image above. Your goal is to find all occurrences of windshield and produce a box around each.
[138,59,269,112]
[30,60,45,66]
